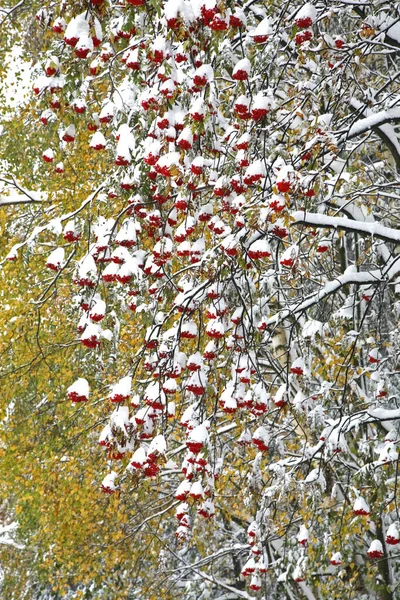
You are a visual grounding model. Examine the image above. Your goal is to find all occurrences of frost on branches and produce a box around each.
[3,0,400,598]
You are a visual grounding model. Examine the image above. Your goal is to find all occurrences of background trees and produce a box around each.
[1,0,400,598]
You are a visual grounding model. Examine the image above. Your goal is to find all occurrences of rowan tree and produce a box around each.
[1,1,400,599]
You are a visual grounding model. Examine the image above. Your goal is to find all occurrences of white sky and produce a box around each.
[1,45,31,112]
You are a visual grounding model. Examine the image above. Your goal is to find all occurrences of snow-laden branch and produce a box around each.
[165,544,249,575]
[0,176,44,206]
[367,407,400,422]
[346,107,400,139]
[318,407,400,456]
[266,267,384,328]
[0,195,41,206]
[161,536,254,600]
[0,522,24,549]
[298,582,318,600]
[337,0,370,4]
[325,197,391,263]
[127,501,179,537]
[325,407,400,440]
[266,234,400,327]
[346,99,400,170]
[0,185,103,267]
[292,210,400,245]
[183,567,253,600]
[0,0,25,19]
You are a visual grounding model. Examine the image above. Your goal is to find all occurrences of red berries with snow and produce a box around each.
[130,447,147,470]
[192,64,214,88]
[273,384,287,408]
[297,524,309,546]
[368,348,380,364]
[144,382,165,410]
[186,371,207,396]
[67,378,89,403]
[243,161,265,186]
[247,239,271,260]
[230,9,246,28]
[197,499,215,519]
[64,13,89,48]
[81,323,101,349]
[46,248,64,271]
[241,557,256,577]
[42,148,54,163]
[280,245,298,268]
[177,128,193,151]
[249,573,262,591]
[276,179,290,193]
[61,125,75,143]
[252,427,269,452]
[353,497,370,516]
[45,57,59,77]
[101,471,117,494]
[317,239,330,253]
[63,221,81,242]
[291,357,305,375]
[186,423,208,454]
[251,17,272,43]
[89,298,106,323]
[386,523,400,545]
[189,480,204,501]
[90,132,106,151]
[232,58,251,81]
[181,321,198,339]
[162,378,177,395]
[295,30,313,45]
[251,92,273,121]
[209,13,228,31]
[175,479,192,502]
[367,539,384,559]
[75,35,93,59]
[330,552,342,566]
[206,319,225,339]
[247,521,260,541]
[295,4,316,29]
[235,133,250,150]
[203,341,216,360]
[234,95,250,119]
[52,17,66,34]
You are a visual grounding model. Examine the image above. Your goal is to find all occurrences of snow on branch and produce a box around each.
[319,407,400,455]
[344,105,400,140]
[346,99,400,170]
[0,522,24,549]
[324,197,392,263]
[183,568,253,600]
[0,176,44,206]
[0,184,103,267]
[292,210,400,244]
[265,249,400,329]
[367,407,400,422]
[0,0,25,18]
[0,195,41,206]
[337,0,370,5]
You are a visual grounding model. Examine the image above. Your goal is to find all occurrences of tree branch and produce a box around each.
[0,176,44,206]
[292,210,400,245]
[345,100,400,171]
